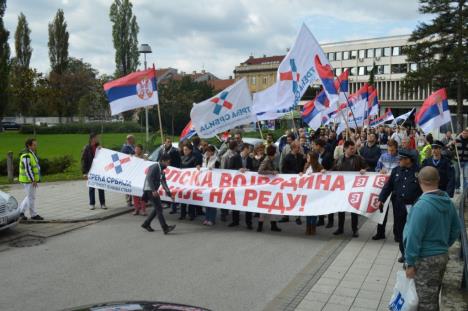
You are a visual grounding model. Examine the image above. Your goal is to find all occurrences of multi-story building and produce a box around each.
[234,34,465,118]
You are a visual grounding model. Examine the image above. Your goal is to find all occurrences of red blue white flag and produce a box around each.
[369,109,394,128]
[415,88,451,133]
[180,120,196,142]
[301,100,322,130]
[104,68,158,115]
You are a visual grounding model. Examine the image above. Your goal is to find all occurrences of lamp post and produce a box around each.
[139,43,152,146]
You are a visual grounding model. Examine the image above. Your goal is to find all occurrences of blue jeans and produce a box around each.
[205,207,217,223]
[89,187,105,206]
[306,216,317,225]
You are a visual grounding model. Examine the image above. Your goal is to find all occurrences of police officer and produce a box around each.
[378,149,421,263]
[421,140,455,197]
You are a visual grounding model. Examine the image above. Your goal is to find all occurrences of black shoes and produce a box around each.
[164,225,176,234]
[317,218,325,227]
[352,231,359,238]
[228,222,239,227]
[178,216,186,220]
[141,224,155,232]
[169,210,178,214]
[270,221,282,232]
[257,222,263,232]
[19,213,28,221]
[372,234,386,240]
[333,229,344,235]
[31,215,44,221]
[325,222,334,228]
[295,217,302,225]
[398,257,405,263]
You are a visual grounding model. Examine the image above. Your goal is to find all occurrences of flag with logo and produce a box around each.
[391,108,416,126]
[180,120,196,142]
[253,24,327,117]
[369,109,394,128]
[415,88,451,133]
[190,78,255,138]
[104,68,158,115]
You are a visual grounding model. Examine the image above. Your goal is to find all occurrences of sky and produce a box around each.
[4,0,431,79]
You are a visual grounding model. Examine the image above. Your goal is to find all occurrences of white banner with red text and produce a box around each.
[87,148,390,224]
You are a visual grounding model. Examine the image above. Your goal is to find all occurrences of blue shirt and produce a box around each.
[375,152,399,172]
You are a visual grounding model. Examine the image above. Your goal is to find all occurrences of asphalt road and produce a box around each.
[0,212,342,311]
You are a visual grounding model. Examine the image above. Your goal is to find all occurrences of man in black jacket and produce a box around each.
[312,139,335,228]
[157,137,181,168]
[421,141,454,197]
[141,154,176,234]
[360,133,381,172]
[81,133,106,210]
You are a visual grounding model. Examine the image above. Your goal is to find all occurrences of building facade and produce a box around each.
[234,34,463,117]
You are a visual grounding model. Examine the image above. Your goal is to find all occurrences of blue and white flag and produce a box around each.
[190,78,255,138]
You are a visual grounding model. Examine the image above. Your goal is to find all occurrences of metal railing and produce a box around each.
[459,188,468,289]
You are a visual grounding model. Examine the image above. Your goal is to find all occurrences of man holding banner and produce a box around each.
[141,154,176,234]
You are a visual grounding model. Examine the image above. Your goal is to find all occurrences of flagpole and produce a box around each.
[449,120,463,190]
[153,64,164,144]
[257,121,265,141]
[334,74,359,130]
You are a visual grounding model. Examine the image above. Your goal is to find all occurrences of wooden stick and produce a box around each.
[257,121,265,140]
[157,104,164,145]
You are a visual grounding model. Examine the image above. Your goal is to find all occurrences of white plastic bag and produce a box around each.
[388,271,419,311]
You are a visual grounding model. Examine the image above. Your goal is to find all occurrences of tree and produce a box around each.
[0,0,10,121]
[48,9,69,75]
[368,62,376,87]
[403,0,468,131]
[109,0,139,78]
[14,13,31,68]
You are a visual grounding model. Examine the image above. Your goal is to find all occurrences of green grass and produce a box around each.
[0,131,158,185]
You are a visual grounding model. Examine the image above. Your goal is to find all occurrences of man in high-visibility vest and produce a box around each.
[18,138,43,220]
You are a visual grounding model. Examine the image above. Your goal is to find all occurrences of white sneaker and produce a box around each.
[100,205,107,210]
[89,205,96,210]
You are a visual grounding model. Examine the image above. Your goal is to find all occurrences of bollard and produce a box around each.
[7,151,14,183]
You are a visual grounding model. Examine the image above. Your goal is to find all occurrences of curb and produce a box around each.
[19,207,133,224]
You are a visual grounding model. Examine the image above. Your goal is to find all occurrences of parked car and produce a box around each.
[1,121,21,131]
[0,190,20,231]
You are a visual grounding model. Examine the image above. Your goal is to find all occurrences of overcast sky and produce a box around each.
[4,0,430,79]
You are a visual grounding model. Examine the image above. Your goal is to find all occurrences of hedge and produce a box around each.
[19,122,145,134]
[0,155,74,176]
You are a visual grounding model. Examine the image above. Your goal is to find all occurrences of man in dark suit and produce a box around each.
[141,154,176,234]
[227,144,254,228]
[421,140,455,197]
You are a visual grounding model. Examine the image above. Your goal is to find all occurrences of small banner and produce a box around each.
[88,148,390,223]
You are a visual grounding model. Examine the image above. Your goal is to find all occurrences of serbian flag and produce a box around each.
[302,101,322,130]
[366,89,379,120]
[180,120,196,142]
[104,68,158,115]
[415,88,451,133]
[369,109,394,128]
[314,55,339,108]
[335,69,349,106]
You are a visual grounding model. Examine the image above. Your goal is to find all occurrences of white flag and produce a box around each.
[190,78,255,138]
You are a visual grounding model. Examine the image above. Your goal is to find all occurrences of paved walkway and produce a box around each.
[4,180,131,221]
[294,217,401,311]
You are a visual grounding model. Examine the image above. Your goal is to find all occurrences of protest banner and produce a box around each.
[88,148,389,224]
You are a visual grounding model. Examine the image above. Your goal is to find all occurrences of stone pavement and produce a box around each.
[3,180,131,221]
[293,217,402,311]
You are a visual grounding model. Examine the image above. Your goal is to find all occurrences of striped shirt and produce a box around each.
[375,152,399,173]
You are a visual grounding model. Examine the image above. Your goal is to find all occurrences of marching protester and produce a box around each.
[441,130,454,146]
[359,132,381,172]
[18,138,43,221]
[121,134,136,208]
[157,137,181,214]
[404,166,460,311]
[421,140,455,197]
[265,133,275,147]
[419,133,433,164]
[454,127,468,189]
[302,151,323,235]
[280,141,305,225]
[220,140,240,222]
[330,140,368,237]
[191,136,203,166]
[200,145,219,226]
[257,145,282,232]
[279,133,295,171]
[378,149,421,263]
[234,144,254,229]
[81,133,106,210]
[141,154,176,234]
[132,144,147,216]
[312,138,334,228]
[373,139,400,240]
[179,142,198,220]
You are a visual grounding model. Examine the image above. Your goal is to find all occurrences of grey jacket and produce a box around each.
[145,163,171,196]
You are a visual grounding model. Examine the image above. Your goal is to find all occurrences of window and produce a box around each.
[358,50,365,59]
[358,67,366,76]
[343,51,350,60]
[383,47,391,57]
[350,50,357,59]
[350,67,357,76]
[377,65,385,74]
[336,68,342,75]
[328,52,335,61]
[366,66,374,74]
[335,51,342,61]
[383,65,390,74]
[375,48,382,57]
[392,46,401,56]
[366,48,374,58]
[391,64,407,74]
[409,63,418,72]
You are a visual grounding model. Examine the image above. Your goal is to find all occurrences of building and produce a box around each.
[234,34,465,118]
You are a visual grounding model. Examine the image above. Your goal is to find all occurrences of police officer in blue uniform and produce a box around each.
[378,149,422,263]
[421,140,455,197]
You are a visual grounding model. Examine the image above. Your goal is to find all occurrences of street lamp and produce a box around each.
[139,43,152,147]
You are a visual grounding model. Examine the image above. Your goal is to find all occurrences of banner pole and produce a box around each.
[257,121,265,141]
[450,119,463,190]
[157,104,164,145]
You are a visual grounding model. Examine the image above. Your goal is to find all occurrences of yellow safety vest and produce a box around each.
[19,151,41,183]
